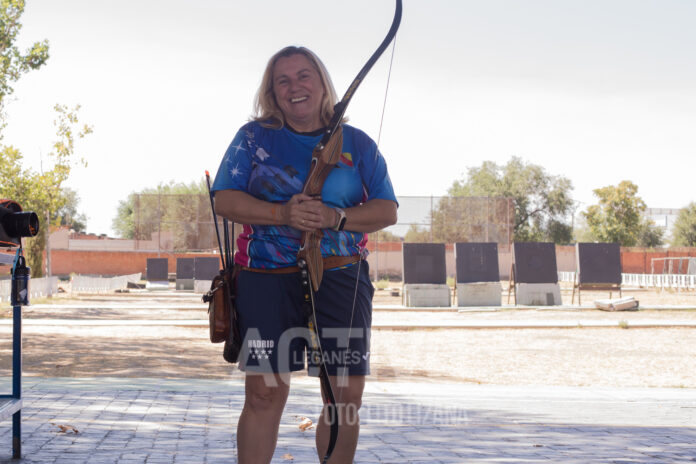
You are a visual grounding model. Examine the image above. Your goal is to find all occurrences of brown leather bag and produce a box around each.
[204,265,241,361]
[204,171,242,363]
[205,268,232,343]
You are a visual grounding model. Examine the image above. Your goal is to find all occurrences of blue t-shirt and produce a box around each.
[212,121,397,269]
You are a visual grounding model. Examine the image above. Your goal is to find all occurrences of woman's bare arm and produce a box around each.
[214,189,397,233]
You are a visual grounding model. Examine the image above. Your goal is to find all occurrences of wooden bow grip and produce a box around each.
[297,127,344,291]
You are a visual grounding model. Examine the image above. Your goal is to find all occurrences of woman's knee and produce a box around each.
[244,374,290,412]
[333,376,365,410]
[335,384,364,427]
[340,390,363,412]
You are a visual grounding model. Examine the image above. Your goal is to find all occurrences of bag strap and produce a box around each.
[205,170,235,271]
[205,171,226,270]
[223,218,233,270]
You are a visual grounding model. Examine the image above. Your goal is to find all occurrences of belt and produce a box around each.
[242,255,361,274]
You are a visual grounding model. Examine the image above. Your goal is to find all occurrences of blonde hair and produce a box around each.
[253,46,341,129]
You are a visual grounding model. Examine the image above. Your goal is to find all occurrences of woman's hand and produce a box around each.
[283,194,337,231]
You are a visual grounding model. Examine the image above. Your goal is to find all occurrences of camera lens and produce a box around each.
[1,211,39,238]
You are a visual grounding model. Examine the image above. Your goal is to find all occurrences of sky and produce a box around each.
[3,0,696,236]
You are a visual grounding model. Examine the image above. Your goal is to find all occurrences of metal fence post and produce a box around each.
[430,195,434,242]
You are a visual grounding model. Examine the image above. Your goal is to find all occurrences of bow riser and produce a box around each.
[302,126,344,197]
[298,230,324,291]
[298,126,343,291]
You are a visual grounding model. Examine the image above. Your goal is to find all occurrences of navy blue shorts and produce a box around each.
[235,260,374,376]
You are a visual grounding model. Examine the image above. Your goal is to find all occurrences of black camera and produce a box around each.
[0,199,39,247]
[1,199,38,306]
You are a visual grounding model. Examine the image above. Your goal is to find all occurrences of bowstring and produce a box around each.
[337,35,398,404]
[377,34,397,147]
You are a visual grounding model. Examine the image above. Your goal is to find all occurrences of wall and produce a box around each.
[49,228,175,252]
[621,247,696,274]
[49,249,220,276]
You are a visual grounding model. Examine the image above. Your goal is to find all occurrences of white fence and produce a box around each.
[71,273,142,293]
[0,276,60,303]
[558,272,696,290]
[622,273,696,290]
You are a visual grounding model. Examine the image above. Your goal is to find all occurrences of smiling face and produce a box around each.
[272,53,326,132]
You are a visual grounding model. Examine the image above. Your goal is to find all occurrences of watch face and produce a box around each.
[338,216,347,231]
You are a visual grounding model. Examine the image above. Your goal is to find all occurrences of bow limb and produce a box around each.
[324,0,403,139]
[298,260,339,463]
[317,347,339,463]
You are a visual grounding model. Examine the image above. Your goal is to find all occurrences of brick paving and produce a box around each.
[2,292,696,462]
[1,377,695,463]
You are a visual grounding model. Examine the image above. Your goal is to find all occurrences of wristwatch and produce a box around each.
[333,207,347,231]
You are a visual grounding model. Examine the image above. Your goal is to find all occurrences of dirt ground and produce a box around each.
[1,284,696,388]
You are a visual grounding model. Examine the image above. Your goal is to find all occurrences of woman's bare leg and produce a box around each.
[237,373,291,464]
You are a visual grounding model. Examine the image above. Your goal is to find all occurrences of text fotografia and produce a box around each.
[299,403,471,427]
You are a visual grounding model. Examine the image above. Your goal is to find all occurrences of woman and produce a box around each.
[212,45,397,464]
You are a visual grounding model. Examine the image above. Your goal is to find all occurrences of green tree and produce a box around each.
[0,105,91,276]
[672,202,696,247]
[112,180,215,251]
[367,229,401,243]
[0,4,89,276]
[448,157,574,243]
[55,188,87,233]
[112,194,137,239]
[0,0,50,123]
[572,214,594,243]
[637,220,665,248]
[582,180,646,246]
[403,224,431,242]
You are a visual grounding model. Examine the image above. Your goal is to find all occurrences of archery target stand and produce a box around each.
[402,243,451,307]
[508,242,562,306]
[455,243,501,306]
[514,283,562,306]
[175,258,195,291]
[402,284,451,307]
[573,242,622,305]
[456,282,502,306]
[193,257,221,293]
[146,258,169,291]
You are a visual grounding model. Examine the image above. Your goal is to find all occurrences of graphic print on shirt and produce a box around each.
[224,132,249,180]
[338,152,354,168]
[247,141,304,202]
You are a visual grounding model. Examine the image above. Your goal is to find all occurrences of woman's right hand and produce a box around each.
[283,193,326,231]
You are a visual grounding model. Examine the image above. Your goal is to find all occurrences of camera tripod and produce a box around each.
[0,246,28,459]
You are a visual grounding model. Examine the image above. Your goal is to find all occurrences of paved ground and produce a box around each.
[1,377,695,463]
[2,290,696,463]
